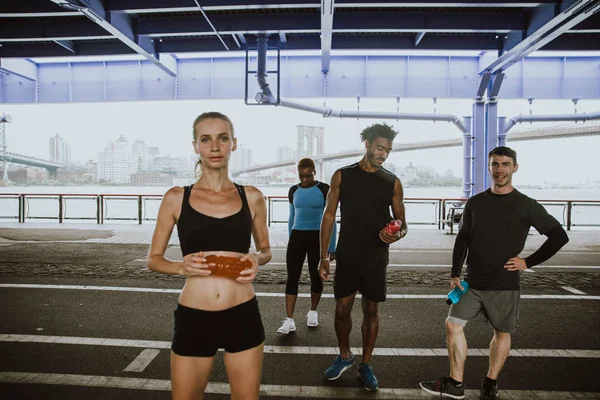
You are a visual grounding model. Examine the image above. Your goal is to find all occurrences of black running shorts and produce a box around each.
[333,260,387,302]
[171,296,265,357]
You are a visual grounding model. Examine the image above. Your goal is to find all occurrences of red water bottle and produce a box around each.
[385,219,402,234]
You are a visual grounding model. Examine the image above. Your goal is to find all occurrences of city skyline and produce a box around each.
[0,127,467,187]
[1,97,600,185]
[48,133,71,165]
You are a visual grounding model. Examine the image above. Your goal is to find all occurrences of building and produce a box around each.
[137,154,154,172]
[152,156,189,175]
[231,145,252,172]
[131,139,159,172]
[321,159,346,184]
[277,146,294,162]
[2,167,48,184]
[97,136,138,183]
[130,172,173,186]
[48,133,71,165]
[83,159,97,181]
[57,166,94,184]
[131,139,148,156]
[97,152,138,183]
[397,162,418,182]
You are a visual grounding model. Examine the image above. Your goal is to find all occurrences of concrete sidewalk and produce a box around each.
[1,222,599,289]
[1,221,599,253]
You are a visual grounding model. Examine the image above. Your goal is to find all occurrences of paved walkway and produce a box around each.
[1,222,599,289]
[1,224,599,399]
[1,221,600,252]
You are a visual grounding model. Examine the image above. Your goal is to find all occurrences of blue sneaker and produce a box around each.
[324,353,355,380]
[357,363,379,391]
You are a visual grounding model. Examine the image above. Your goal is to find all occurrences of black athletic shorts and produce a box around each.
[333,260,387,302]
[171,296,265,357]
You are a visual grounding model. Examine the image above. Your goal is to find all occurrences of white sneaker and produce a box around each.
[277,317,296,334]
[306,310,319,327]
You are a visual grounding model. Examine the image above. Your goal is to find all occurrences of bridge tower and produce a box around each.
[0,113,12,186]
[296,125,324,179]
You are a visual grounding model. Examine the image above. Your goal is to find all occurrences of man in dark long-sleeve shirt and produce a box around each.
[420,146,569,400]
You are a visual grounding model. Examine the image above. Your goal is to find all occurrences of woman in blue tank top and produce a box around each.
[147,112,272,400]
[277,158,337,334]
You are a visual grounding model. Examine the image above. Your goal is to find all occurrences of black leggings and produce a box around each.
[285,230,323,295]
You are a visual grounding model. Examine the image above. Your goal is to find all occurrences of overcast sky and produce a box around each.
[2,96,600,185]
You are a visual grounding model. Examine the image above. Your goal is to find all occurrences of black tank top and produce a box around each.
[336,163,396,266]
[177,184,252,256]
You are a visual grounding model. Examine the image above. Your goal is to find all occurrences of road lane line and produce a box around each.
[256,262,600,269]
[139,250,600,255]
[1,283,600,300]
[0,283,180,293]
[133,259,600,269]
[561,286,587,295]
[0,372,598,398]
[2,334,599,359]
[389,250,600,255]
[123,349,161,372]
[532,265,600,269]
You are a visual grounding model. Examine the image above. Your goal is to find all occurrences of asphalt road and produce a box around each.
[1,236,599,399]
[1,277,599,399]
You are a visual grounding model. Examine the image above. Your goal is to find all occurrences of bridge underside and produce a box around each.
[2,0,600,196]
[1,54,600,104]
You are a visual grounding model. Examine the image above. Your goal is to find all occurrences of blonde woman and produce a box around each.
[148,111,271,399]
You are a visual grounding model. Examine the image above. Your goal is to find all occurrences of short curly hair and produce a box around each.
[360,123,399,143]
[297,158,315,170]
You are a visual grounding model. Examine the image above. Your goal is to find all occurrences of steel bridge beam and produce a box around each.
[321,0,334,74]
[47,0,176,76]
[480,0,600,75]
[0,59,36,82]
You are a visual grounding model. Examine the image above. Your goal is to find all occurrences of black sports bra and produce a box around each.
[177,184,252,256]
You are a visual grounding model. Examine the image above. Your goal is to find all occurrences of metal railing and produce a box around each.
[0,193,163,224]
[0,193,599,231]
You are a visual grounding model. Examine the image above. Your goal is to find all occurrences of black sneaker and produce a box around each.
[419,376,465,399]
[479,381,499,400]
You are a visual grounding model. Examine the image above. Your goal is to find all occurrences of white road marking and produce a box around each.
[123,349,161,372]
[561,286,587,295]
[391,249,600,255]
[1,283,599,300]
[0,372,598,398]
[2,334,599,359]
[532,265,600,269]
[134,258,600,269]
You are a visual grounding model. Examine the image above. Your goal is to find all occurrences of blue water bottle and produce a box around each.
[446,280,469,305]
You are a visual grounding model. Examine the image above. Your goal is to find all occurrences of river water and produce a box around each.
[1,185,599,228]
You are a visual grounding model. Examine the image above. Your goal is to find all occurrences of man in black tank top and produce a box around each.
[319,123,408,391]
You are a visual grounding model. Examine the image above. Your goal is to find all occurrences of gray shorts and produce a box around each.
[447,289,521,333]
